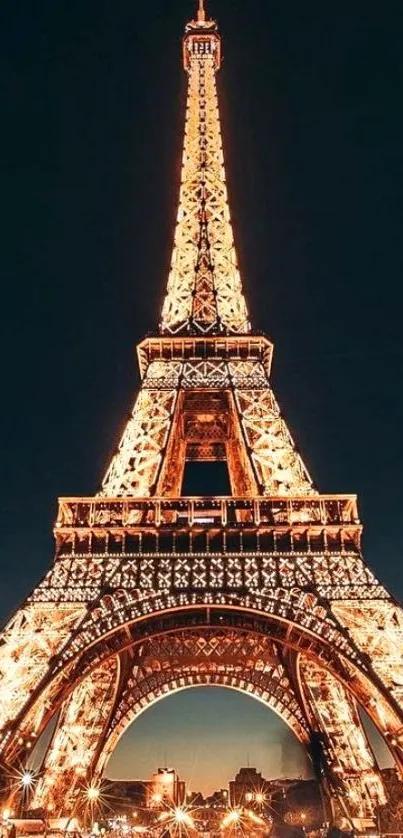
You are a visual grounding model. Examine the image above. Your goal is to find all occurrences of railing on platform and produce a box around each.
[55,495,359,532]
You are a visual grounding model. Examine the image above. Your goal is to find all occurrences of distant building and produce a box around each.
[229,768,271,808]
[205,789,228,808]
[104,779,148,812]
[105,768,186,814]
[187,790,205,807]
[146,768,186,809]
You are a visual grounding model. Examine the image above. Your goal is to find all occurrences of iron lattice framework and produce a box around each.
[1,2,402,830]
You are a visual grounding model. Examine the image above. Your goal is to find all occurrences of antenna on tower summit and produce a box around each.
[197,0,206,23]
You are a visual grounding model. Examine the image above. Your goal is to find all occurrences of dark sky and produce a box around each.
[1,0,403,790]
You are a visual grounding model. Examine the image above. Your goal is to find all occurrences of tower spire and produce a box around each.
[160,3,250,335]
[197,0,206,23]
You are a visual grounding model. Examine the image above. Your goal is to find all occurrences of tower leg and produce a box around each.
[332,599,403,754]
[32,657,120,816]
[101,362,180,497]
[300,656,386,829]
[0,603,85,759]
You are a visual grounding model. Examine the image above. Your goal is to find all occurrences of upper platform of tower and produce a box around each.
[159,1,251,337]
[183,0,221,70]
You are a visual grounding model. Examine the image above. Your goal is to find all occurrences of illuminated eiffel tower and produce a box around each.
[1,1,403,828]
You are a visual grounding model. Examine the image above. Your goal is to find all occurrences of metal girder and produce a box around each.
[35,629,309,804]
[332,601,403,716]
[98,629,309,772]
[1,584,403,817]
[299,656,386,825]
[231,372,314,495]
[101,362,179,496]
[0,603,85,757]
[100,358,314,498]
[32,657,120,815]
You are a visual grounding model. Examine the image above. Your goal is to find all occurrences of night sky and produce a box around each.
[1,0,403,792]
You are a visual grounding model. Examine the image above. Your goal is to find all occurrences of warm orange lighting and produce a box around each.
[21,771,35,788]
[245,810,265,826]
[0,0,397,825]
[174,808,193,826]
[86,786,100,801]
[158,806,194,832]
[222,809,241,828]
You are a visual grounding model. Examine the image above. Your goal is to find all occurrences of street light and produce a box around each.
[21,772,35,789]
[158,806,194,837]
[84,784,101,829]
[19,768,36,816]
[221,809,241,828]
[151,792,163,806]
[86,787,100,802]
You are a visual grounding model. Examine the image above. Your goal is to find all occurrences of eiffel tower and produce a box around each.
[2,1,403,828]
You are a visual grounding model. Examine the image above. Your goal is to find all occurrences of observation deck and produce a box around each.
[137,334,273,378]
[54,494,361,559]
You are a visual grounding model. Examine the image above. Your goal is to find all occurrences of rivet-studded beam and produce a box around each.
[32,658,119,815]
[32,629,310,815]
[300,657,386,823]
[100,359,314,497]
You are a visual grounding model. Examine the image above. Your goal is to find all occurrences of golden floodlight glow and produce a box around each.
[158,806,194,832]
[0,0,401,829]
[221,809,241,828]
[245,809,265,826]
[86,786,100,801]
[174,807,194,827]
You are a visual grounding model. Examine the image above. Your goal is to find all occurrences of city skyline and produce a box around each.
[105,688,309,796]
[1,0,403,807]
